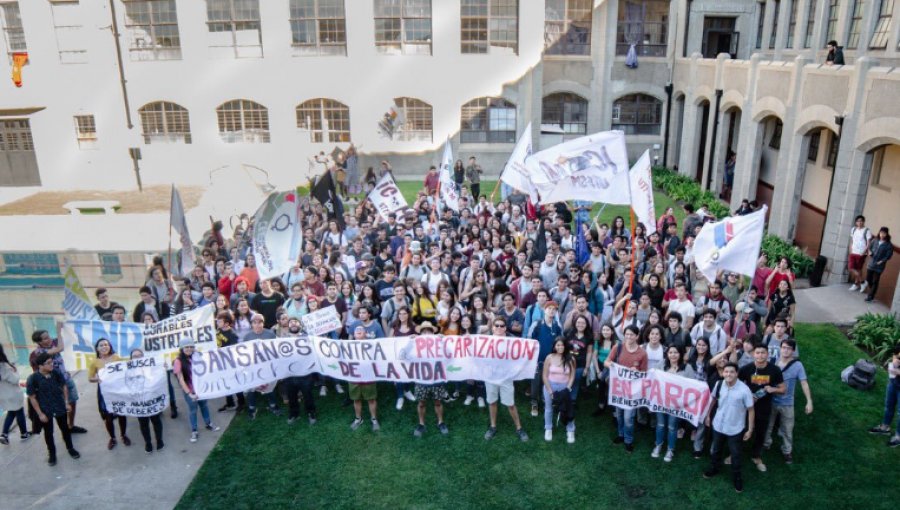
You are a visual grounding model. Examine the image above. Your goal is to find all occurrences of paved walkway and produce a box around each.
[794,283,892,325]
[0,371,233,510]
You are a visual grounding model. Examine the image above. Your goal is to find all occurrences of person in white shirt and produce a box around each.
[848,215,872,292]
[703,362,755,493]
[421,257,449,295]
[666,283,696,329]
[690,309,729,356]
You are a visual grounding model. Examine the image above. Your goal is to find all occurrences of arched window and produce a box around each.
[297,99,350,143]
[541,92,587,134]
[393,97,432,142]
[139,102,192,144]
[612,94,662,135]
[216,100,270,143]
[460,97,516,143]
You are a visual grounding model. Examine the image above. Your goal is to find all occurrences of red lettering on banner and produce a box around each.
[683,388,704,415]
[612,378,631,397]
[642,378,655,400]
[522,341,536,360]
[664,382,684,409]
[415,338,427,358]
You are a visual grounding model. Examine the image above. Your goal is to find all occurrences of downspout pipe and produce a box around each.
[663,83,674,167]
[109,0,133,129]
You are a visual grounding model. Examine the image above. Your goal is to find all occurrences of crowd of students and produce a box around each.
[2,165,895,494]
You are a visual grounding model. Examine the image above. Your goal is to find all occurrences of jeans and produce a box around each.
[543,382,575,432]
[247,391,279,412]
[882,380,900,429]
[655,412,679,451]
[42,414,74,456]
[531,361,545,406]
[709,429,743,481]
[570,368,584,401]
[2,408,26,435]
[615,407,636,444]
[394,382,410,399]
[764,405,796,454]
[466,380,485,398]
[693,422,708,453]
[138,414,163,449]
[285,376,316,419]
[183,394,211,432]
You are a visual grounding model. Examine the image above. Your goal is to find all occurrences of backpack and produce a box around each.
[845,359,877,390]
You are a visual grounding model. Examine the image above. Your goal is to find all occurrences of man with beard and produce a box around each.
[284,317,318,425]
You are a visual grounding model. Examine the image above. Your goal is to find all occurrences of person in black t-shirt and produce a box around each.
[93,288,120,320]
[251,279,286,328]
[738,345,785,473]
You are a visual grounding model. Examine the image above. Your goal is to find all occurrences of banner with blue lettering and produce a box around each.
[62,266,100,321]
[61,304,217,371]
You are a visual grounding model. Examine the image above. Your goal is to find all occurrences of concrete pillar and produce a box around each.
[761,0,777,51]
[730,54,765,209]
[892,277,900,317]
[677,53,703,177]
[531,61,543,151]
[768,55,812,238]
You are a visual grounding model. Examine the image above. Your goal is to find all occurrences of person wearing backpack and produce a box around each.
[864,227,893,302]
[763,340,812,464]
[868,344,900,447]
[847,215,872,292]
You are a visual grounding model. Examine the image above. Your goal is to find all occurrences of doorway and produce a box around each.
[702,17,739,59]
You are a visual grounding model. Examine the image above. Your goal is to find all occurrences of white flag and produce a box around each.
[629,150,656,235]
[693,206,768,283]
[500,123,538,203]
[369,173,409,221]
[170,185,195,276]
[525,130,631,204]
[439,139,460,212]
[252,191,303,281]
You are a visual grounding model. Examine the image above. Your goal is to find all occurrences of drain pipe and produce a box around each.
[109,0,133,129]
[662,83,674,167]
[819,115,844,244]
[705,89,723,190]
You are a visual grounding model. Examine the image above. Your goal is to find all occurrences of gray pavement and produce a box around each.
[0,370,234,510]
[794,283,892,325]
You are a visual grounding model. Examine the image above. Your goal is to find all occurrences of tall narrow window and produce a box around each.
[769,0,780,48]
[123,0,182,61]
[541,93,588,134]
[826,132,838,167]
[616,0,669,56]
[289,0,347,56]
[216,100,270,143]
[0,1,26,61]
[786,0,797,47]
[807,130,821,161]
[139,102,192,144]
[50,1,87,64]
[756,1,766,48]
[825,0,839,43]
[74,115,97,149]
[296,99,351,142]
[846,0,864,49]
[804,0,817,47]
[374,0,432,55]
[869,0,894,48]
[870,146,887,186]
[460,0,518,55]
[393,97,432,141]
[206,0,263,58]
[612,94,662,135]
[544,0,593,55]
[460,97,516,143]
[769,119,783,149]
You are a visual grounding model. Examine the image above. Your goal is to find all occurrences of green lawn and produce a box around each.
[177,324,896,510]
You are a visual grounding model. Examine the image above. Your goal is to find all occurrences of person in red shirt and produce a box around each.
[764,257,795,301]
[424,165,439,195]
[605,325,648,452]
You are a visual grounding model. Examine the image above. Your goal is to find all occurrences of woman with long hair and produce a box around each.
[352,283,381,321]
[173,339,219,443]
[233,298,253,341]
[0,344,30,445]
[610,216,631,243]
[588,323,618,415]
[174,288,198,315]
[765,279,796,333]
[88,338,129,450]
[864,227,893,302]
[542,338,577,443]
[565,316,592,402]
[411,280,438,325]
[391,307,418,410]
[653,345,695,462]
[339,281,356,309]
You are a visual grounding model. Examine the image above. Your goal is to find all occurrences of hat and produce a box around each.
[416,321,438,333]
[179,338,196,348]
[544,301,559,309]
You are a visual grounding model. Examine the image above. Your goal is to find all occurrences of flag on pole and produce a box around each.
[439,139,460,212]
[170,185,195,276]
[252,191,304,281]
[575,217,590,266]
[311,171,346,229]
[499,123,538,203]
[629,150,657,235]
[369,172,409,221]
[62,265,100,321]
[525,130,631,204]
[693,206,768,283]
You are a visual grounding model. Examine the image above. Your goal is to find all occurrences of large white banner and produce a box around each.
[369,173,409,221]
[499,123,538,203]
[62,266,100,321]
[191,334,539,399]
[170,185,195,277]
[62,304,218,371]
[608,363,712,426]
[526,130,631,204]
[252,190,303,281]
[629,150,657,235]
[439,140,460,212]
[693,206,768,283]
[300,306,342,335]
[99,357,169,417]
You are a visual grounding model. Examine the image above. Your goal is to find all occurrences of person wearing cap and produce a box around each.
[348,325,381,432]
[243,314,281,419]
[173,338,220,443]
[527,300,562,417]
[483,318,529,442]
[412,321,450,438]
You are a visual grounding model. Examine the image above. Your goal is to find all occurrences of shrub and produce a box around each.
[850,313,900,363]
[651,167,730,218]
[761,234,815,278]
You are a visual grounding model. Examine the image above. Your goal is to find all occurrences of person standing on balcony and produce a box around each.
[825,41,845,66]
[465,156,483,201]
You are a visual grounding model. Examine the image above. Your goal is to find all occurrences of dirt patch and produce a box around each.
[0,185,205,215]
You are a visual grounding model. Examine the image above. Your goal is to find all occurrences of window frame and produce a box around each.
[1,253,60,275]
[216,99,270,144]
[826,132,839,168]
[374,0,433,56]
[98,253,123,277]
[206,0,264,58]
[139,101,192,144]
[0,119,35,152]
[296,98,351,143]
[845,0,865,49]
[460,97,517,144]
[807,130,821,162]
[541,92,588,135]
[50,0,88,64]
[615,0,669,57]
[769,119,783,150]
[460,0,519,55]
[757,1,766,49]
[786,0,798,48]
[769,0,780,49]
[73,115,98,149]
[611,93,663,135]
[0,1,26,62]
[393,97,433,142]
[289,0,347,56]
[825,0,840,44]
[123,0,182,61]
[544,0,593,56]
[803,0,817,48]
[869,0,894,49]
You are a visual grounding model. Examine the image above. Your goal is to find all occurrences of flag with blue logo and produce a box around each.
[693,206,767,282]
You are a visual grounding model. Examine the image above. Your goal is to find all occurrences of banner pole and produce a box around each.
[489,178,502,202]
[623,167,637,337]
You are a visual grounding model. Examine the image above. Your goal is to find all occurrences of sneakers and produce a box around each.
[413,424,426,437]
[248,408,257,420]
[464,395,475,406]
[396,397,405,411]
[724,456,732,465]
[205,423,220,432]
[531,404,539,417]
[0,434,8,445]
[484,427,497,440]
[269,406,282,416]
[48,455,57,466]
[865,296,875,302]
[477,397,486,408]
[664,450,675,463]
[849,284,859,291]
[371,419,381,432]
[692,450,703,459]
[20,432,31,441]
[218,404,236,413]
[108,438,117,450]
[287,417,297,425]
[121,435,132,446]
[190,431,198,443]
[157,441,165,451]
[869,424,892,435]
[651,444,662,458]
[70,425,88,434]
[753,458,767,472]
[350,418,364,431]
[404,390,416,401]
[443,393,458,403]
[335,384,344,394]
[734,477,744,493]
[319,386,328,397]
[438,422,449,436]
[516,428,529,442]
[860,282,869,293]
[783,452,794,464]
[544,429,552,441]
[145,444,153,454]
[889,435,900,448]
[566,431,575,444]
[68,448,80,459]
[308,412,318,425]
[703,469,718,479]
[625,443,635,453]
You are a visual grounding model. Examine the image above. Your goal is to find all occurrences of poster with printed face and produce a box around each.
[300,306,342,336]
[99,357,169,417]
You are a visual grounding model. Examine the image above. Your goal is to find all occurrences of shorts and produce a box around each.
[414,383,448,402]
[66,378,79,404]
[485,381,515,407]
[848,253,865,271]
[348,383,377,401]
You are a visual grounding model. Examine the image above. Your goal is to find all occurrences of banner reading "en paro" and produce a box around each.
[608,363,712,426]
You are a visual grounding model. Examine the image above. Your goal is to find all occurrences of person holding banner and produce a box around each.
[652,345,696,462]
[129,349,165,453]
[483,318,529,442]
[173,339,220,443]
[283,318,318,426]
[88,338,131,450]
[542,338,576,443]
[606,325,648,452]
[348,325,381,432]
[413,322,449,438]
